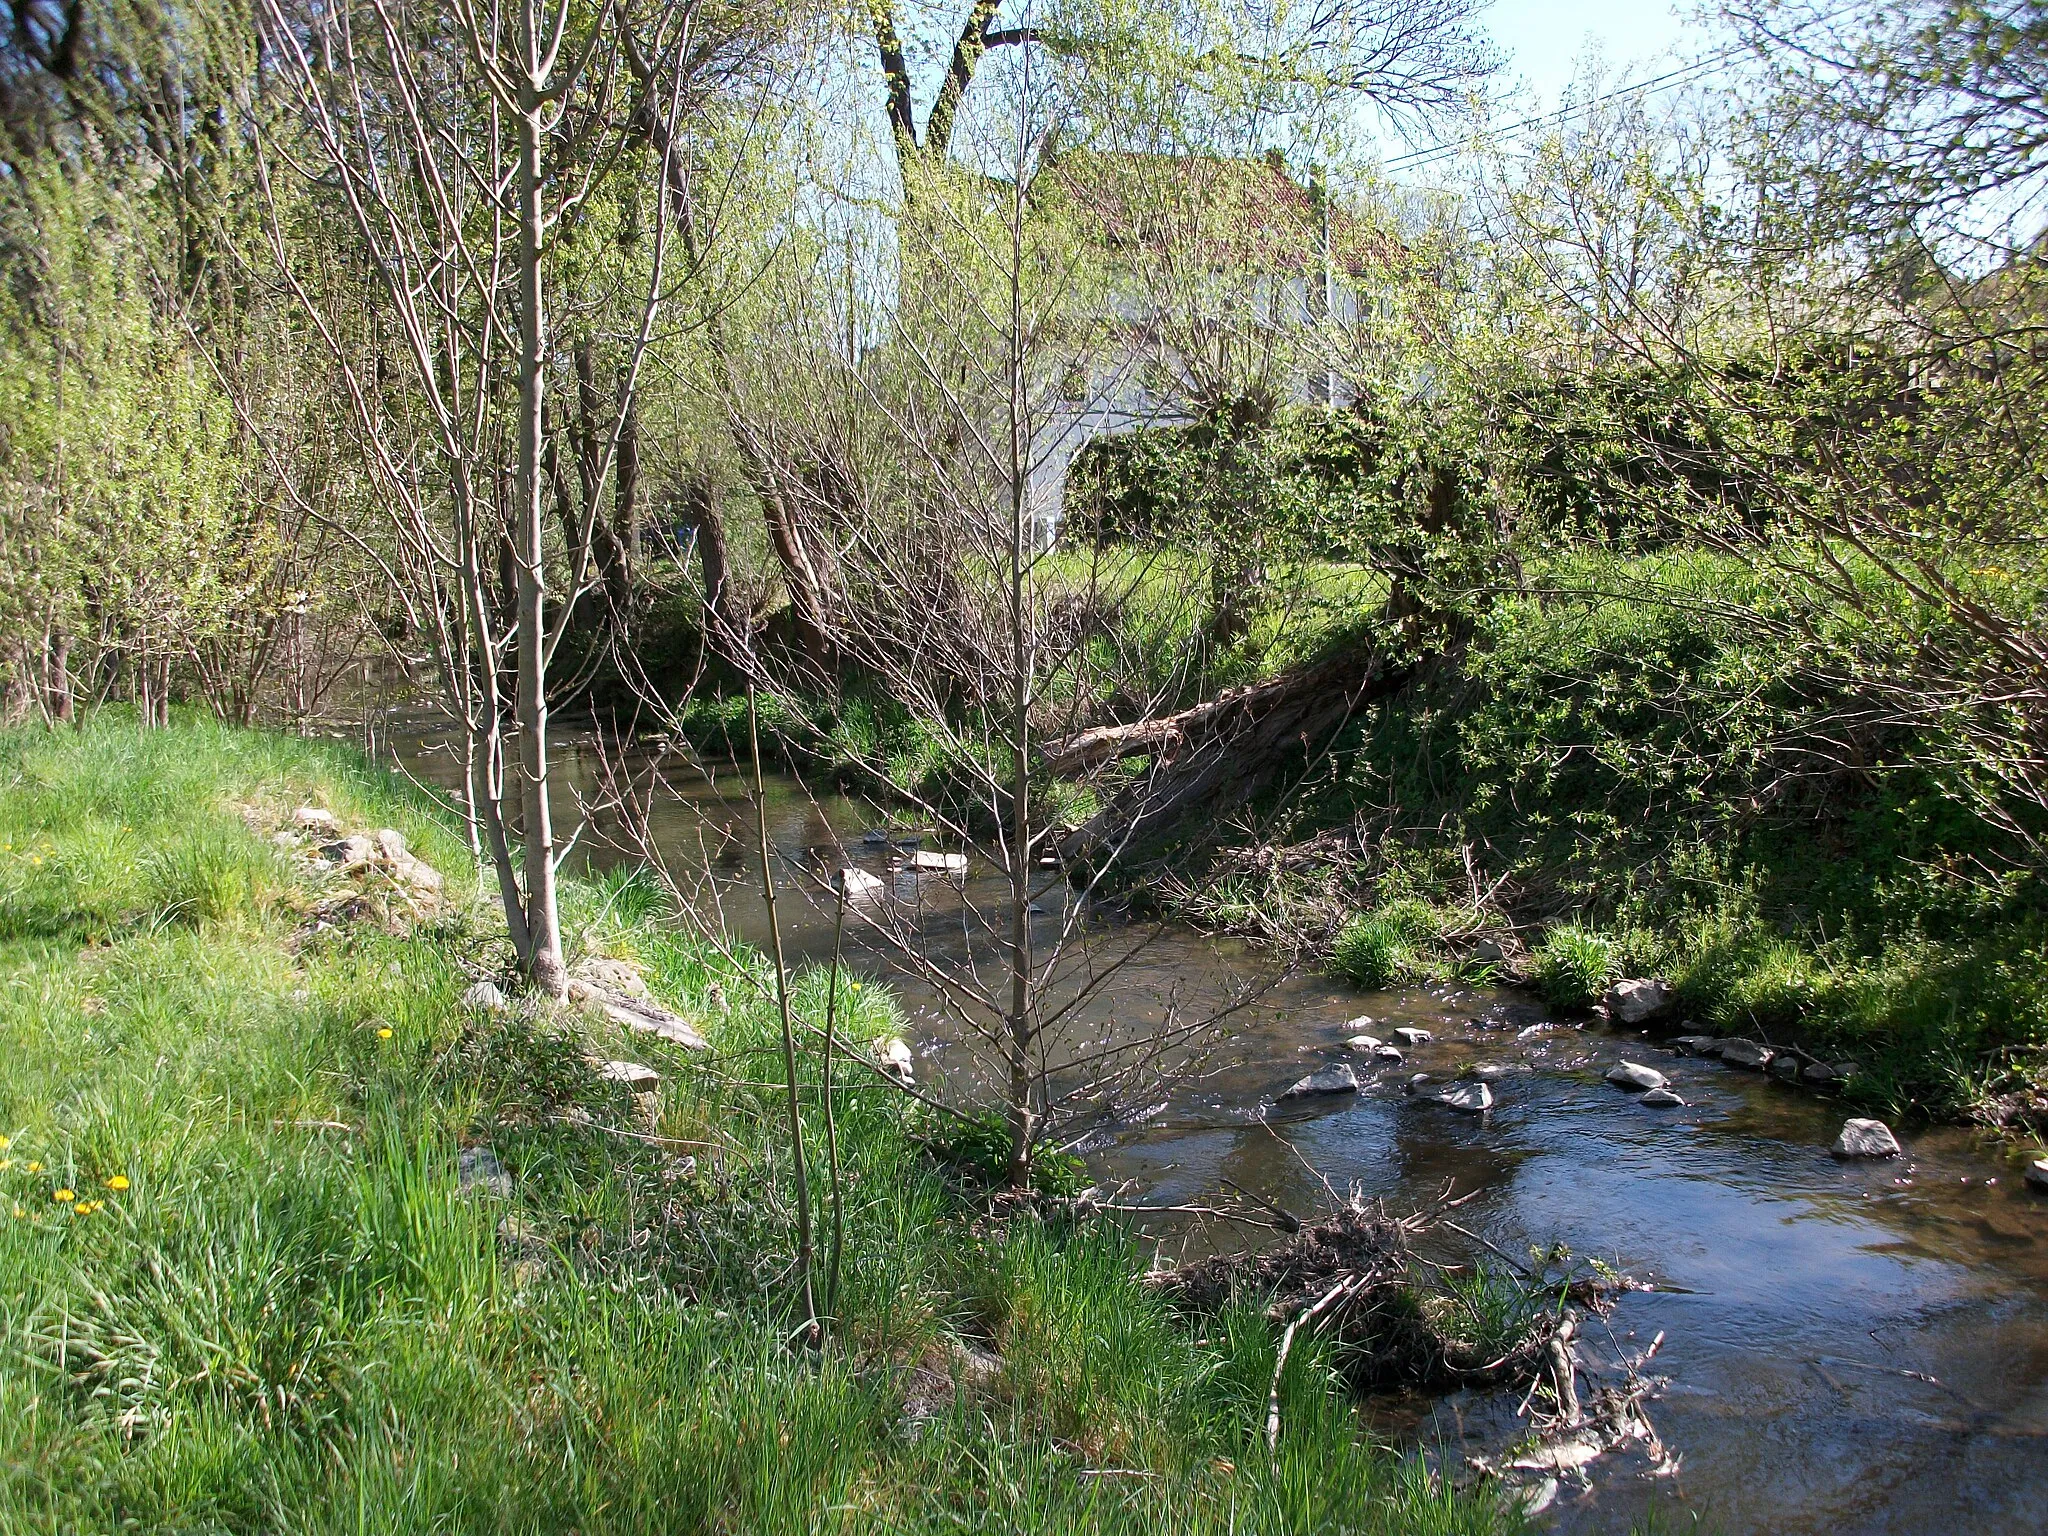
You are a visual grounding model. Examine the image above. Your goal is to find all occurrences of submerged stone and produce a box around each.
[1670,1035,1721,1056]
[1640,1087,1685,1107]
[1605,1061,1668,1092]
[1432,1081,1493,1113]
[1281,1064,1361,1099]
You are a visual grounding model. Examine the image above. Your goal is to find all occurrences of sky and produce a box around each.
[1483,0,1700,111]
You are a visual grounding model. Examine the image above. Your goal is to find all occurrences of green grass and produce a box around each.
[0,713,1511,1534]
[1165,540,2048,1122]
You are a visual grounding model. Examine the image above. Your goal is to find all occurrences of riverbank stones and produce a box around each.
[1281,1063,1360,1099]
[1832,1118,1902,1159]
[2027,1159,2048,1191]
[1393,1027,1433,1046]
[1719,1039,1775,1070]
[462,979,511,1013]
[1605,1061,1669,1092]
[1605,978,1677,1026]
[1669,1035,1721,1056]
[1343,1034,1383,1051]
[877,1037,915,1084]
[1771,1055,1803,1081]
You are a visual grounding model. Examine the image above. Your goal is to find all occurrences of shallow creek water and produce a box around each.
[394,725,2048,1533]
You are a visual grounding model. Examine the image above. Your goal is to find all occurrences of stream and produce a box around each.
[393,723,2048,1533]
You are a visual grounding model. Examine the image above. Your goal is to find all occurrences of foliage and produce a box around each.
[1530,926,1613,1012]
[0,716,1511,1534]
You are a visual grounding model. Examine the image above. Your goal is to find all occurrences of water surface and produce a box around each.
[394,723,2048,1533]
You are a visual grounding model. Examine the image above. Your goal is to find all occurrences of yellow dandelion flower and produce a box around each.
[0,1134,10,1150]
[848,982,862,993]
[26,1161,41,1174]
[0,1160,11,1172]
[74,1200,101,1215]
[10,1205,21,1219]
[106,1175,129,1191]
[52,1188,74,1203]
[377,1026,394,1039]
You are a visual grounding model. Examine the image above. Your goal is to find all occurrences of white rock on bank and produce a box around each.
[1281,1064,1361,1099]
[461,979,511,1012]
[1343,1034,1384,1052]
[1605,1061,1668,1092]
[599,1060,661,1093]
[1393,1027,1432,1046]
[877,1037,915,1084]
[293,806,338,832]
[1832,1118,1902,1159]
[1604,978,1677,1026]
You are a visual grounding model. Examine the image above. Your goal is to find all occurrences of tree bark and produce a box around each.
[1052,646,1414,861]
[514,65,567,999]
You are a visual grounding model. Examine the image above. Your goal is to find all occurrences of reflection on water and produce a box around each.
[395,723,2048,1535]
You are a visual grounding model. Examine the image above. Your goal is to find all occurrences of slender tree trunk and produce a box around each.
[684,472,737,661]
[514,63,567,998]
[1003,178,1035,1192]
[46,629,73,724]
[750,684,819,1346]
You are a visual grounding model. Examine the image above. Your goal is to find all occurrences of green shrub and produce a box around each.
[1532,925,1614,1010]
[1329,906,1419,990]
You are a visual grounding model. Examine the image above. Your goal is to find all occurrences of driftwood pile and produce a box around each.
[1145,1194,1674,1504]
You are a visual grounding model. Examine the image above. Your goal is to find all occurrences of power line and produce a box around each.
[1380,49,1743,176]
[1378,2,1862,179]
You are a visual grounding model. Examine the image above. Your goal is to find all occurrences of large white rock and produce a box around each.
[1393,1027,1432,1046]
[1280,1063,1361,1099]
[1605,978,1677,1026]
[1606,1061,1668,1092]
[572,955,652,1000]
[876,1037,915,1084]
[1831,1118,1902,1159]
[1343,1034,1384,1052]
[908,850,969,875]
[835,867,886,901]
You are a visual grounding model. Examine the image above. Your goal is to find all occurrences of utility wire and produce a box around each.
[1380,2,1860,177]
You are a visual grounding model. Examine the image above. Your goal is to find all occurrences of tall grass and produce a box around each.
[0,715,1510,1534]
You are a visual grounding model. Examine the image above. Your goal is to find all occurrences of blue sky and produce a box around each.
[1484,0,1699,108]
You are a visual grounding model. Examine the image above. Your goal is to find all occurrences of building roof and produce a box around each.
[1037,147,1395,277]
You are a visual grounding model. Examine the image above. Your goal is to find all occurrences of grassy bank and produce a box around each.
[1171,547,2048,1127]
[0,715,1509,1535]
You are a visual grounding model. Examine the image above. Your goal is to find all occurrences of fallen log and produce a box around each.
[1051,642,1415,860]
